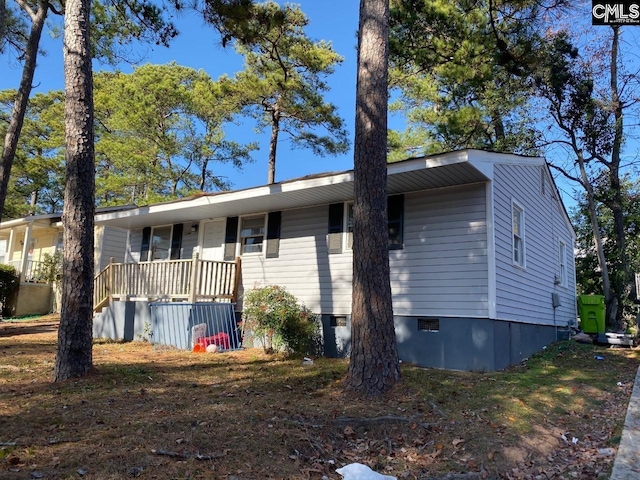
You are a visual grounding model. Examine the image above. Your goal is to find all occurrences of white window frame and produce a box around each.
[239,215,266,255]
[343,198,404,252]
[511,200,526,268]
[559,240,567,287]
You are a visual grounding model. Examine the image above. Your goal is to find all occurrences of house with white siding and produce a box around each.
[93,149,577,371]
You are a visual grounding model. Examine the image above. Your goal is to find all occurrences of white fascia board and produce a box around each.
[97,150,531,226]
[0,213,61,230]
[95,170,357,225]
[466,150,545,180]
[387,150,472,175]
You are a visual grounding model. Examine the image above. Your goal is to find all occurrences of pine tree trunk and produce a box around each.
[267,109,280,185]
[0,0,48,223]
[345,0,400,396]
[54,0,95,381]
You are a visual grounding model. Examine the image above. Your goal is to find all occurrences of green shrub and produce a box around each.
[34,251,62,283]
[242,285,319,355]
[0,265,19,316]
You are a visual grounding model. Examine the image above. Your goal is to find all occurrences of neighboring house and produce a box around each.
[0,207,133,317]
[94,149,577,371]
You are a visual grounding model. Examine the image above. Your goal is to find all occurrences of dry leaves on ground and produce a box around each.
[0,317,638,480]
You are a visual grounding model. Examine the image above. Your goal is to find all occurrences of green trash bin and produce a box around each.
[578,295,605,334]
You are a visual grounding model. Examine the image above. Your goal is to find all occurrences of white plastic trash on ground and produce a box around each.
[336,463,397,480]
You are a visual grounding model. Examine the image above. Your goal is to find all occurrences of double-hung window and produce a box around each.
[329,195,404,253]
[140,224,184,261]
[512,201,525,268]
[151,225,172,260]
[240,216,265,254]
[223,213,282,260]
[559,241,567,287]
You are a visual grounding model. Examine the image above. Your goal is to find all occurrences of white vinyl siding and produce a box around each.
[390,184,489,317]
[238,205,352,314]
[239,184,489,318]
[494,164,577,326]
[96,226,128,271]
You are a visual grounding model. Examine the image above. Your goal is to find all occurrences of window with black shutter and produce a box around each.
[266,211,282,258]
[170,223,183,260]
[388,195,404,250]
[224,217,239,261]
[140,227,151,261]
[327,203,344,254]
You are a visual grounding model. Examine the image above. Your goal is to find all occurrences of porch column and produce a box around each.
[232,256,242,304]
[6,228,15,266]
[188,252,200,303]
[19,221,34,282]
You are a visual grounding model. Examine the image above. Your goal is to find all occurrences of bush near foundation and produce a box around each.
[0,264,19,317]
[242,285,319,355]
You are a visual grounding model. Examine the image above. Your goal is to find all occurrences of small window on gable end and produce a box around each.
[512,200,525,268]
[418,318,439,332]
[559,241,567,287]
[330,315,347,327]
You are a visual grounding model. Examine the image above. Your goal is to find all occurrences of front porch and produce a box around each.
[93,255,241,312]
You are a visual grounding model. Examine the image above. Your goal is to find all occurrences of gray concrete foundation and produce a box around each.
[321,314,562,371]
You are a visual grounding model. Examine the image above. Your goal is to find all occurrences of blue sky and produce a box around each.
[1,1,362,191]
[5,2,635,213]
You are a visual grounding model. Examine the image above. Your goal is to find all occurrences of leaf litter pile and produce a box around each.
[0,317,638,480]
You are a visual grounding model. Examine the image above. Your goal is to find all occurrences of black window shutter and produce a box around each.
[266,211,282,258]
[224,216,239,261]
[170,223,183,260]
[388,195,404,250]
[327,203,344,254]
[140,227,151,261]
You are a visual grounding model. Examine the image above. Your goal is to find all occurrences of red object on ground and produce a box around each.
[197,332,230,350]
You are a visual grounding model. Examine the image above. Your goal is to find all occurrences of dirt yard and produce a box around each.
[0,317,638,480]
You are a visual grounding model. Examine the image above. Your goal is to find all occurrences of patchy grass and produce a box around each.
[0,317,638,480]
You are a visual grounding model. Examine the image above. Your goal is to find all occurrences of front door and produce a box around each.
[201,219,225,261]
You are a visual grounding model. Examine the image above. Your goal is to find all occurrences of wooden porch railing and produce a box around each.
[93,254,241,312]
